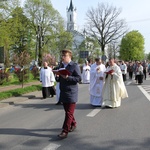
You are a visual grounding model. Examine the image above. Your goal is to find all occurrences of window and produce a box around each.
[70,15,72,22]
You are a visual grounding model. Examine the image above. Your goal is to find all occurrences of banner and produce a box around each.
[80,51,89,58]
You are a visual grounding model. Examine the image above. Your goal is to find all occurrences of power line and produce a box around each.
[127,18,150,23]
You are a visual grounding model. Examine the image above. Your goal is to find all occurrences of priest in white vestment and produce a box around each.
[40,61,56,99]
[89,58,106,106]
[82,61,91,84]
[102,58,128,108]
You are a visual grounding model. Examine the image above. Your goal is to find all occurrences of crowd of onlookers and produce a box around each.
[116,60,149,84]
[116,60,149,80]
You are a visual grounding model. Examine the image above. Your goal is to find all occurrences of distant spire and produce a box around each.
[68,0,74,11]
[83,28,86,34]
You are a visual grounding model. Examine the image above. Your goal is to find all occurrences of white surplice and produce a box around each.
[40,67,55,87]
[102,63,128,108]
[89,63,106,106]
[82,65,91,83]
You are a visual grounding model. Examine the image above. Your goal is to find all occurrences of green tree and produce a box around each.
[8,7,31,54]
[119,30,145,61]
[44,21,73,62]
[147,53,150,61]
[0,0,29,67]
[54,30,73,61]
[0,19,12,67]
[24,0,67,66]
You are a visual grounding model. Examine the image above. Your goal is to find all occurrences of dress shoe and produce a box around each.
[55,101,62,105]
[69,126,76,132]
[102,105,113,109]
[58,132,68,138]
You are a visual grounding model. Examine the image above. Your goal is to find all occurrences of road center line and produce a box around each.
[138,86,150,101]
[42,143,61,150]
[87,108,101,117]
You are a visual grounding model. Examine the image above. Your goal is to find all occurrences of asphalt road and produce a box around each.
[0,79,150,150]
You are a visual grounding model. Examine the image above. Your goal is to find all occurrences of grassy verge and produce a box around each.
[1,72,39,86]
[0,85,42,101]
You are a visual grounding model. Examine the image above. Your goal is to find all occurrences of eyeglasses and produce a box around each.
[61,54,69,57]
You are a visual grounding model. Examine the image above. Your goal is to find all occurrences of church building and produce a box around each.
[66,0,86,51]
[66,0,108,62]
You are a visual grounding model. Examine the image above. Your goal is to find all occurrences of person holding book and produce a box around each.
[102,58,128,108]
[55,49,82,139]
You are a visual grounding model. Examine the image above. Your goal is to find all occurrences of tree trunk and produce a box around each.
[4,42,10,68]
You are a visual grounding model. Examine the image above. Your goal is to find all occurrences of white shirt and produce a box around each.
[120,63,127,74]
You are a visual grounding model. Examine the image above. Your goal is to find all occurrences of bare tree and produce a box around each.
[107,42,120,59]
[85,3,127,54]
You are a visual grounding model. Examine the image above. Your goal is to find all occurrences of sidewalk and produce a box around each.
[0,81,41,92]
[0,91,42,108]
[0,81,42,108]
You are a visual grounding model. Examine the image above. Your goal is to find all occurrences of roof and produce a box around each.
[68,0,74,11]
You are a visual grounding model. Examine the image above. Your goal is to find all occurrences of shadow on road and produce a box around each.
[0,128,60,138]
[13,103,95,111]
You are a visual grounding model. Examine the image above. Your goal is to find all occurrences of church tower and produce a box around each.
[67,0,77,31]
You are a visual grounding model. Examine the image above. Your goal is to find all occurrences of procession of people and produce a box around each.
[39,48,150,139]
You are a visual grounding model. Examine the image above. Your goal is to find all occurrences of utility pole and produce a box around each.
[35,25,39,65]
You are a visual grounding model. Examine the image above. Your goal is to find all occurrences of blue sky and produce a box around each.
[22,0,150,53]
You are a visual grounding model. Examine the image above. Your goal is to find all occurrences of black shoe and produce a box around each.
[56,101,62,105]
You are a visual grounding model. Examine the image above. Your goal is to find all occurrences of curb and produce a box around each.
[0,82,41,92]
[0,91,41,108]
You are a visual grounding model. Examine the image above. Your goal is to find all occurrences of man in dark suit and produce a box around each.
[56,49,81,138]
